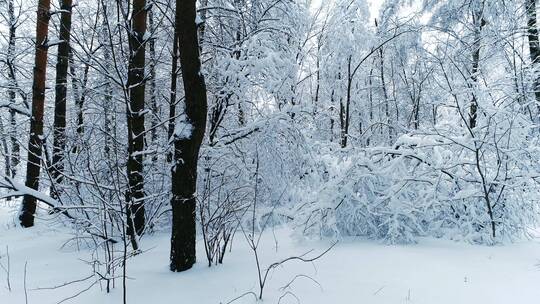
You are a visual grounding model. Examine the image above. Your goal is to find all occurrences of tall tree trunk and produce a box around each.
[70,48,92,153]
[167,18,179,163]
[126,0,148,248]
[367,66,374,146]
[51,0,73,199]
[170,0,208,272]
[468,1,495,237]
[234,0,246,126]
[6,0,19,179]
[20,0,52,227]
[101,1,113,158]
[313,41,321,117]
[379,48,391,142]
[526,0,540,113]
[413,96,420,130]
[469,4,484,129]
[341,56,352,148]
[148,8,158,148]
[0,118,11,181]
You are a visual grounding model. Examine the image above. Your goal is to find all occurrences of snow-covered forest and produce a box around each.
[0,0,539,303]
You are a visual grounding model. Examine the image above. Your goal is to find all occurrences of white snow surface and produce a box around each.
[0,202,539,304]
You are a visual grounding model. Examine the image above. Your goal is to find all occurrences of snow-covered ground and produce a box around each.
[1,202,539,304]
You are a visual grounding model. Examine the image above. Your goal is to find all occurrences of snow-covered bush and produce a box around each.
[294,110,540,244]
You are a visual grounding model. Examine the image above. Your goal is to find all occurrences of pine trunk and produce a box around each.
[20,0,52,227]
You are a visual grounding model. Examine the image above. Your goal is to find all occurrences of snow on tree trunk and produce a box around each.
[126,0,148,249]
[170,0,208,272]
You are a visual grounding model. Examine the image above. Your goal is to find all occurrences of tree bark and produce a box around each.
[170,0,208,272]
[341,56,352,148]
[468,4,485,129]
[148,8,158,148]
[69,49,91,154]
[0,118,11,181]
[126,0,148,248]
[526,0,540,110]
[101,1,113,158]
[167,20,179,163]
[51,0,73,199]
[20,0,52,227]
[6,0,20,179]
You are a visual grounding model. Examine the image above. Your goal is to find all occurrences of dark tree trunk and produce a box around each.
[341,56,352,148]
[170,0,208,272]
[527,0,540,63]
[526,0,540,110]
[314,41,321,116]
[413,97,420,130]
[20,0,52,227]
[51,0,73,198]
[126,0,148,248]
[76,69,88,137]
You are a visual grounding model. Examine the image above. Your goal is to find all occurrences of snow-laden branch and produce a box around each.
[0,177,117,244]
